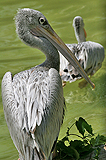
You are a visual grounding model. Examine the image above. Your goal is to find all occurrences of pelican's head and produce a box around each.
[15,8,95,89]
[73,16,84,29]
[73,16,87,43]
[15,8,52,47]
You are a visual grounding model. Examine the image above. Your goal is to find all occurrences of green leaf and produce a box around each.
[70,140,93,156]
[67,146,80,159]
[76,117,85,136]
[90,137,96,146]
[76,117,93,136]
[56,141,80,159]
[97,134,106,144]
[70,140,84,149]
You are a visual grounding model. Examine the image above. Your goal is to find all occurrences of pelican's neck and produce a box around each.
[17,27,60,71]
[74,27,86,43]
[38,37,60,72]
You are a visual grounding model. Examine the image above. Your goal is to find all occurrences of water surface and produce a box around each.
[0,0,106,159]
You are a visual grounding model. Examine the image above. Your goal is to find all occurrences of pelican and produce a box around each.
[2,9,94,160]
[60,16,105,84]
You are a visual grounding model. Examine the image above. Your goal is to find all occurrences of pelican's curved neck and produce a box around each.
[74,27,86,43]
[17,27,60,71]
[38,37,60,71]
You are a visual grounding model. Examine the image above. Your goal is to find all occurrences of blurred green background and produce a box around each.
[0,0,106,159]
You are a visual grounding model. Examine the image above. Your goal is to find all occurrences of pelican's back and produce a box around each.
[2,66,65,160]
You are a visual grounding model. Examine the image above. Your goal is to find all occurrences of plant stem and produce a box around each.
[68,133,83,139]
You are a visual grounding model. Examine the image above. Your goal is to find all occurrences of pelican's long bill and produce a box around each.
[30,25,95,89]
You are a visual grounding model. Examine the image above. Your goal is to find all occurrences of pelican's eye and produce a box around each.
[39,17,48,25]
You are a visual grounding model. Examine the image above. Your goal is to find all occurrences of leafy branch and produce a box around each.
[54,117,106,160]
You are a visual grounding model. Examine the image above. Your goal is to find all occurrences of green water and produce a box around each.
[0,0,106,159]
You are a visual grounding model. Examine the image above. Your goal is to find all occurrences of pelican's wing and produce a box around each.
[81,41,105,75]
[59,43,77,74]
[2,71,22,152]
[2,66,64,134]
[59,43,81,82]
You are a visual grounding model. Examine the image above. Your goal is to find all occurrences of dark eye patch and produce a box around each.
[38,17,48,25]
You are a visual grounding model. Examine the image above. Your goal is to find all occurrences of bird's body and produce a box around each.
[2,9,94,160]
[60,16,105,83]
[2,66,64,160]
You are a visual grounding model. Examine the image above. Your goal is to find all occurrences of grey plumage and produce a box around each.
[60,16,105,83]
[2,9,94,160]
[2,9,64,160]
[2,67,64,160]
